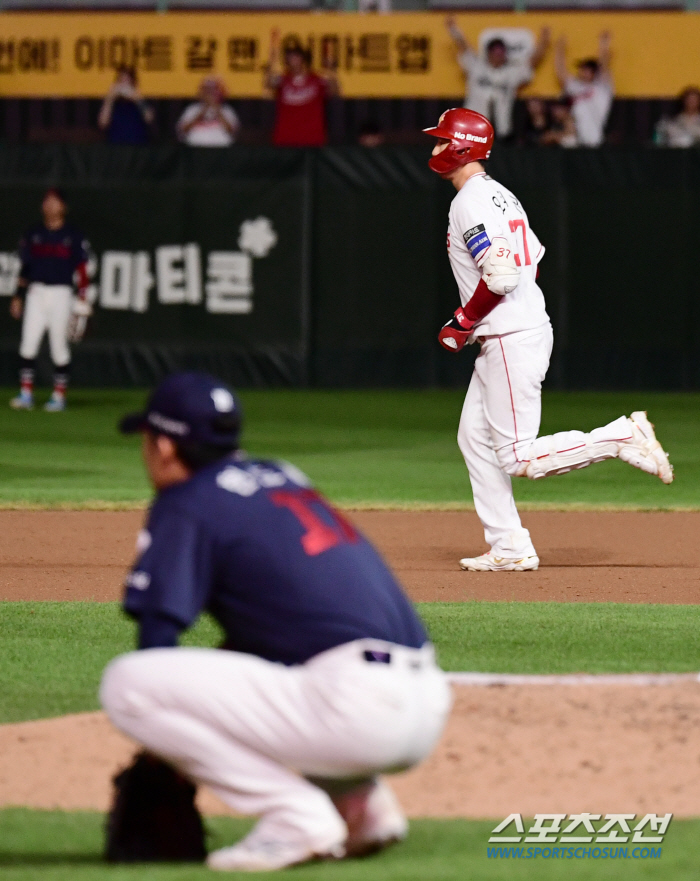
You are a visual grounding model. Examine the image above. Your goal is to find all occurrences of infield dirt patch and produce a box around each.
[3,682,700,817]
[2,509,700,819]
[0,509,698,604]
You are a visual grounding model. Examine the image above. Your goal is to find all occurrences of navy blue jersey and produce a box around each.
[124,456,427,664]
[19,223,88,286]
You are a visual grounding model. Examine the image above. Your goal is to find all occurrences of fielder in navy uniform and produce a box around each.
[100,372,451,872]
[9,188,92,412]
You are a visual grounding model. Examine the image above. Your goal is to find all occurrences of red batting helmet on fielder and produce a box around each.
[423,108,494,175]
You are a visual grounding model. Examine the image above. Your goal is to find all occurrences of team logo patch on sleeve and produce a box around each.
[463,224,491,261]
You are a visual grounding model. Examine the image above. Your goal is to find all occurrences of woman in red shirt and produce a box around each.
[265,31,339,147]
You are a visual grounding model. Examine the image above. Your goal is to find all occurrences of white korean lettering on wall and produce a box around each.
[100,251,154,312]
[156,243,202,305]
[1,217,278,315]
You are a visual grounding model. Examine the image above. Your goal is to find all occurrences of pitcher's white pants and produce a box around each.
[100,640,451,850]
[458,323,633,556]
[19,283,72,366]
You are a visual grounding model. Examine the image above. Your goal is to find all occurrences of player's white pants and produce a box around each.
[458,323,633,556]
[100,639,450,852]
[19,283,72,366]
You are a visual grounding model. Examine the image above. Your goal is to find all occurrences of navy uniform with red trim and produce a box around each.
[10,188,91,412]
[99,372,451,871]
[424,109,673,572]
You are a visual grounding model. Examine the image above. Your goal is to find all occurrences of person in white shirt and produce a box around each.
[555,32,613,148]
[446,19,550,140]
[655,87,700,148]
[177,77,240,148]
[423,108,673,571]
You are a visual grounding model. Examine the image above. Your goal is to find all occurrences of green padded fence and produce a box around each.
[0,144,697,389]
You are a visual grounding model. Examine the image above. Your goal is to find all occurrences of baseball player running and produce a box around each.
[424,109,673,572]
[9,188,92,412]
[100,372,451,872]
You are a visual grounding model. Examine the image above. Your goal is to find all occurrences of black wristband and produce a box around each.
[14,279,28,300]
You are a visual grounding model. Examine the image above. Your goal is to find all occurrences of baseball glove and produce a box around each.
[105,751,206,863]
[67,297,93,344]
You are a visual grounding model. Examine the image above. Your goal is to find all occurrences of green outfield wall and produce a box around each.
[0,144,697,389]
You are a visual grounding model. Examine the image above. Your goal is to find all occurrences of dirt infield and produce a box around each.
[3,681,700,818]
[3,508,699,819]
[1,509,698,604]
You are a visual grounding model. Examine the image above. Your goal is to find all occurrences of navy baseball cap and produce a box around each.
[120,372,242,448]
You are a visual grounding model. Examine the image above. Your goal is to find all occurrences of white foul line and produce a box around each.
[445,672,700,687]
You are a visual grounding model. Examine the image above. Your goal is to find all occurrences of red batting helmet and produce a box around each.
[423,108,494,175]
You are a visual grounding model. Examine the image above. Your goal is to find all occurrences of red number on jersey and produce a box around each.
[446,232,451,250]
[508,219,531,268]
[270,489,359,556]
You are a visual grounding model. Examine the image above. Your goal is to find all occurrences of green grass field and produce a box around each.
[1,810,697,881]
[2,602,699,725]
[2,388,698,877]
[0,389,697,508]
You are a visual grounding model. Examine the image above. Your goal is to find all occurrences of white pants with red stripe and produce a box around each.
[457,323,632,557]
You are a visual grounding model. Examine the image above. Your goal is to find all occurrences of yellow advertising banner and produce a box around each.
[0,11,697,99]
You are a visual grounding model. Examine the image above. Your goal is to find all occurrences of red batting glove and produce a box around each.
[437,306,476,352]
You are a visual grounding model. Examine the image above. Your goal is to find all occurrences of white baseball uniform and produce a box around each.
[101,640,449,849]
[19,282,73,365]
[447,172,635,558]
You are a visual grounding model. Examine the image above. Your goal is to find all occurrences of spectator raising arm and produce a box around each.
[531,27,551,71]
[598,30,612,78]
[264,29,283,92]
[445,16,472,57]
[554,35,569,91]
[559,31,614,147]
[270,41,333,146]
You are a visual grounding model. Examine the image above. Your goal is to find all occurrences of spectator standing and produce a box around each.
[177,77,240,147]
[98,67,153,145]
[541,98,578,148]
[446,19,550,140]
[555,32,613,147]
[655,87,700,147]
[265,31,339,147]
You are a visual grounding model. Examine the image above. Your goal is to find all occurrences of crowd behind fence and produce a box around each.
[0,145,698,390]
[1,94,697,148]
[1,16,699,149]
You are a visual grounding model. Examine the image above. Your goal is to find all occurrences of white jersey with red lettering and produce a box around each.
[446,171,548,336]
[446,169,669,570]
